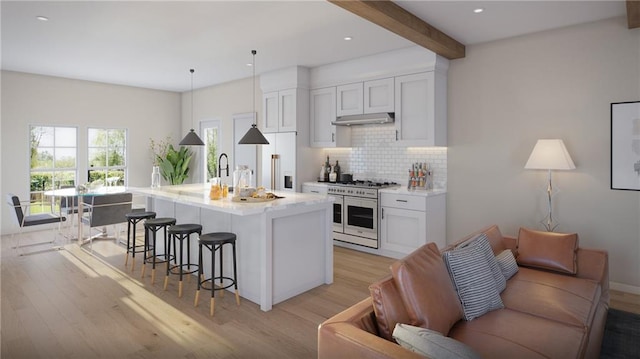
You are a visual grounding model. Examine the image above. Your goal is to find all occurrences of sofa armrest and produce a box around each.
[318,298,422,359]
[576,248,609,305]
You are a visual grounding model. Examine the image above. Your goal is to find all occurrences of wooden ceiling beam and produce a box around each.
[628,0,640,29]
[328,0,465,59]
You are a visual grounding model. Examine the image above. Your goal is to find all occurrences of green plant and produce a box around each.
[155,144,193,185]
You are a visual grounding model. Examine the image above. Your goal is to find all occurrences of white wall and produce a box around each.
[181,77,260,185]
[448,17,640,289]
[1,71,181,234]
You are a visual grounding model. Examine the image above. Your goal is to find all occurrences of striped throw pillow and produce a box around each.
[443,242,504,321]
[456,234,507,293]
[496,249,519,280]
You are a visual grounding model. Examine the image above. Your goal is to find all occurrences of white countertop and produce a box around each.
[379,187,446,197]
[130,183,333,216]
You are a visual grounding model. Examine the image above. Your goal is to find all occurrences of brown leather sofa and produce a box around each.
[318,225,609,358]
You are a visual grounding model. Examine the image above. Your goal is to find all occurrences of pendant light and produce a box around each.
[179,69,205,146]
[238,50,270,145]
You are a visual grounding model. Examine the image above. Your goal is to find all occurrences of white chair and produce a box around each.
[6,193,67,255]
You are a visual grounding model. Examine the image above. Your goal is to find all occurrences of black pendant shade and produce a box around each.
[238,49,269,145]
[238,124,269,144]
[179,128,204,146]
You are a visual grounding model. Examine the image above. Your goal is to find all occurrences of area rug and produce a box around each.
[600,308,640,358]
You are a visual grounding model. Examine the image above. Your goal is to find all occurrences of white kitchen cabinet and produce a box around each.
[310,87,351,148]
[262,88,299,133]
[336,83,363,116]
[302,183,328,195]
[261,132,296,192]
[394,72,446,146]
[380,192,445,255]
[364,78,394,114]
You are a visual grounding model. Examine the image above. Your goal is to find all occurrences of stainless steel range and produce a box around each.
[327,180,398,249]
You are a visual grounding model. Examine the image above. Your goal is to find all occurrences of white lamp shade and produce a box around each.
[525,139,576,170]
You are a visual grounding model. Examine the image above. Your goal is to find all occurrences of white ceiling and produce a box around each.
[1,1,627,92]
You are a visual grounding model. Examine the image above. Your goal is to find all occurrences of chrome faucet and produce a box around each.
[218,153,229,177]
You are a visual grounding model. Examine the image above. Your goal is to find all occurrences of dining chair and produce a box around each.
[6,193,67,255]
[81,192,132,250]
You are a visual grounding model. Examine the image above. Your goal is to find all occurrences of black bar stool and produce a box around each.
[164,223,202,298]
[194,232,240,316]
[124,211,156,271]
[141,217,176,284]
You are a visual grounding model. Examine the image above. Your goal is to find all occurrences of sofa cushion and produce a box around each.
[443,241,504,321]
[393,323,481,359]
[369,276,412,341]
[517,227,578,274]
[452,224,507,255]
[501,267,601,328]
[496,249,519,279]
[455,233,507,292]
[449,308,587,359]
[390,243,463,335]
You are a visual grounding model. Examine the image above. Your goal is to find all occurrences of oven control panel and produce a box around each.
[328,186,378,198]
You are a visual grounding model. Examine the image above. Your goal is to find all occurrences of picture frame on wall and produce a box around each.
[611,101,640,191]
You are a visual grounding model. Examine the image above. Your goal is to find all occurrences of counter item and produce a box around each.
[233,165,252,197]
[151,166,161,188]
[334,161,341,180]
[210,177,222,200]
[320,163,327,182]
[408,162,433,190]
[329,166,337,183]
[340,173,353,183]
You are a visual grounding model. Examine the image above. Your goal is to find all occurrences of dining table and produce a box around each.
[44,186,127,243]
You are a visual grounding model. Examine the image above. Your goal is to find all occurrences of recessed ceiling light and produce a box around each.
[344,36,353,41]
[246,63,253,67]
[473,8,484,14]
[36,16,49,21]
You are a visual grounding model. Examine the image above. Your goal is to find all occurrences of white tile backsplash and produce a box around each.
[322,124,447,189]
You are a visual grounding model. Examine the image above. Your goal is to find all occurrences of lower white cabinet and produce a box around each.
[380,192,445,255]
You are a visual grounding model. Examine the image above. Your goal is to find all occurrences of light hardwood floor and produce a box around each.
[2,231,639,358]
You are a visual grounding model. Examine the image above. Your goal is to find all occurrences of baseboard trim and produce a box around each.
[610,281,640,295]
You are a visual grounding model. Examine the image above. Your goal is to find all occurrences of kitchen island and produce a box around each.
[130,183,334,311]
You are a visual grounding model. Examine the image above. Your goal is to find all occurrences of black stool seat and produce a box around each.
[124,211,156,271]
[199,232,236,245]
[141,217,177,283]
[125,211,156,220]
[145,217,178,227]
[194,232,240,316]
[164,223,202,298]
[168,223,203,235]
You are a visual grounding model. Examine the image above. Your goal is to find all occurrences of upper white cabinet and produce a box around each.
[336,78,394,117]
[262,88,299,133]
[364,78,394,114]
[337,83,363,116]
[394,71,446,147]
[310,87,351,148]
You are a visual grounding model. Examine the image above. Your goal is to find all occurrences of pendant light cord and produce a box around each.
[252,50,257,126]
[190,69,195,126]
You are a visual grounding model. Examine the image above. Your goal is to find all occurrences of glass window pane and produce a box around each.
[33,126,54,147]
[88,148,107,167]
[55,148,76,168]
[108,147,125,166]
[88,128,107,147]
[109,129,126,148]
[33,148,54,169]
[55,127,76,147]
[88,169,106,183]
[56,171,76,189]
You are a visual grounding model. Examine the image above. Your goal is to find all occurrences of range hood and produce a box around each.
[331,112,394,126]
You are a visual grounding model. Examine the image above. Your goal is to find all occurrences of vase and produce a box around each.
[151,166,161,188]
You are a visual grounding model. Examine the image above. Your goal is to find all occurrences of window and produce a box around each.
[87,128,127,186]
[200,120,220,182]
[29,126,77,213]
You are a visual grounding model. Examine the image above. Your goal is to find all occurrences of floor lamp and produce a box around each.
[525,139,576,232]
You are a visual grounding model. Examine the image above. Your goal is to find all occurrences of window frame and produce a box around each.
[87,127,128,186]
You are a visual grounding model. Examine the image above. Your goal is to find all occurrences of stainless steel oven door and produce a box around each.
[329,194,344,233]
[344,197,377,240]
